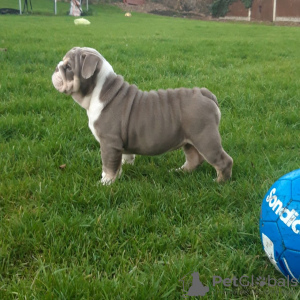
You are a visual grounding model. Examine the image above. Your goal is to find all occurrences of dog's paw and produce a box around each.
[122,154,135,165]
[100,170,122,185]
[100,177,113,186]
[122,159,134,165]
[100,178,113,185]
[169,167,185,173]
[100,172,114,186]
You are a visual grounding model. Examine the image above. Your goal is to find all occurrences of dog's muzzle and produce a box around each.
[52,63,65,93]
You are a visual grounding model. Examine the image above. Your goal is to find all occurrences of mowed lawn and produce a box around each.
[0,2,300,299]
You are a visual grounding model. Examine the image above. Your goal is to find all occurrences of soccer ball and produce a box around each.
[259,169,300,281]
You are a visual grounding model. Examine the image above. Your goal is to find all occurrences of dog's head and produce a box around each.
[52,47,105,96]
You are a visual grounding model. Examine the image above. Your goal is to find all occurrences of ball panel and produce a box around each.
[260,221,285,268]
[280,249,300,281]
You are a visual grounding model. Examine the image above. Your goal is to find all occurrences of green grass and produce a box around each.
[1,2,300,299]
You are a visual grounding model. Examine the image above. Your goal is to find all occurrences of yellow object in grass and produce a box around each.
[74,18,91,25]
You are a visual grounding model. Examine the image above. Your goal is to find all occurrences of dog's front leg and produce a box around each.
[100,143,123,185]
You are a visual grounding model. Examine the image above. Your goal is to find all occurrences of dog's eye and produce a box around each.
[65,64,71,71]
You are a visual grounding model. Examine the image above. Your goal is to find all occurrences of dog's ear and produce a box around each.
[81,53,101,79]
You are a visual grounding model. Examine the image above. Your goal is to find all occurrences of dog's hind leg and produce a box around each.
[192,132,233,182]
[179,144,205,172]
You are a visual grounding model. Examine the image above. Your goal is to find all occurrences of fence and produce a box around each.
[223,0,300,22]
[0,0,89,16]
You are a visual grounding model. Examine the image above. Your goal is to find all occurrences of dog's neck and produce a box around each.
[71,58,115,111]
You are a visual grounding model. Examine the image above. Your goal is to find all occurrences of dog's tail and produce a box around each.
[200,87,219,107]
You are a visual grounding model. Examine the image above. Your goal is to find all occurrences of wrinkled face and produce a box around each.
[52,47,103,95]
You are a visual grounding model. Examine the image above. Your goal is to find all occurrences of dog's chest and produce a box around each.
[87,96,104,143]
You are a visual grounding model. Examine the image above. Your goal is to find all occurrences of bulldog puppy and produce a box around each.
[52,47,233,185]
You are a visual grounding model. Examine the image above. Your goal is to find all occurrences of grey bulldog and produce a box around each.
[52,47,233,185]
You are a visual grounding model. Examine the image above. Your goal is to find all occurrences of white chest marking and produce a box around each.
[87,97,103,143]
[86,60,114,143]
